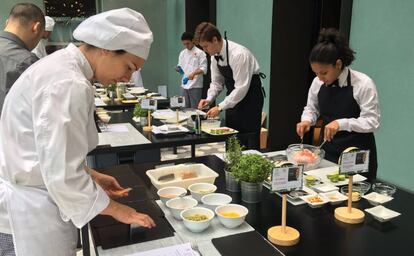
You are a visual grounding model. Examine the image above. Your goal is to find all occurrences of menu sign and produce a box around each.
[339,150,370,174]
[271,166,303,193]
[170,96,186,108]
[141,99,157,110]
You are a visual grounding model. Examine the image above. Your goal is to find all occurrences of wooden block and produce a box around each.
[334,206,365,224]
[267,226,300,246]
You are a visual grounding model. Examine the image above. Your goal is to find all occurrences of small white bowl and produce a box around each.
[321,191,348,205]
[166,197,198,220]
[157,186,187,204]
[362,192,393,206]
[364,205,401,222]
[201,193,232,212]
[299,194,328,208]
[188,183,217,202]
[181,207,214,233]
[215,204,248,229]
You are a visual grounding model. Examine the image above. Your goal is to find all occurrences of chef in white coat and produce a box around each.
[32,16,55,58]
[0,8,155,256]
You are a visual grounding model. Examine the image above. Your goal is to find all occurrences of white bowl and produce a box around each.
[157,186,187,204]
[166,197,198,220]
[181,207,214,233]
[188,183,217,202]
[215,204,248,229]
[201,193,232,212]
[364,205,401,222]
[321,191,348,205]
[299,194,329,208]
[362,192,393,206]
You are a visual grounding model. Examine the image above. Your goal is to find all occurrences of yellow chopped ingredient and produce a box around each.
[220,212,240,218]
[307,196,323,203]
[198,189,214,194]
[185,214,209,221]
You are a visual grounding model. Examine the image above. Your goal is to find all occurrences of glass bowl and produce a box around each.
[372,182,396,196]
[286,144,325,171]
[352,181,371,195]
[340,186,363,202]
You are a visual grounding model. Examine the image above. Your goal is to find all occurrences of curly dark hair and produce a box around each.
[309,28,355,68]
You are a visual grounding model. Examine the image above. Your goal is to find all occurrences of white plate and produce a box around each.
[364,205,401,222]
[311,183,339,193]
[362,192,393,205]
[305,166,367,186]
[203,127,238,136]
[299,194,329,208]
[321,191,348,205]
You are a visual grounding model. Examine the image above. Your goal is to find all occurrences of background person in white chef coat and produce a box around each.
[32,16,55,58]
[176,32,207,108]
[0,8,155,256]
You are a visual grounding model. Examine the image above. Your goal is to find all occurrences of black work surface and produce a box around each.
[212,231,284,256]
[89,111,254,155]
[92,155,414,256]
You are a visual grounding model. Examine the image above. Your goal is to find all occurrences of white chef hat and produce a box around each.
[45,16,55,31]
[73,8,153,60]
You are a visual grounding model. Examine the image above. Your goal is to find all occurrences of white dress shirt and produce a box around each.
[301,67,381,133]
[207,40,260,110]
[178,46,207,89]
[32,39,48,58]
[0,43,109,233]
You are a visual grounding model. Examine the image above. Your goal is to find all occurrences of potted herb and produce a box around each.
[232,154,274,203]
[224,136,244,192]
[133,103,149,126]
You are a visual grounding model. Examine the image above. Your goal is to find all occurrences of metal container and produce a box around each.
[241,181,263,203]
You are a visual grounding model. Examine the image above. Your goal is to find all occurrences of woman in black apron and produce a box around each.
[297,29,380,180]
[194,22,265,149]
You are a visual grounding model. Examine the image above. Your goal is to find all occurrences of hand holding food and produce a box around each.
[198,99,210,110]
[206,106,220,118]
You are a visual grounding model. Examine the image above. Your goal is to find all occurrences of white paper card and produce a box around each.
[142,99,157,110]
[125,243,198,256]
[170,96,186,108]
[271,166,303,192]
[340,150,369,174]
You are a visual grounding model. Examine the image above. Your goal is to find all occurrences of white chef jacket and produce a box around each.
[301,67,381,133]
[177,46,207,89]
[32,39,48,58]
[207,40,260,110]
[0,43,110,234]
[130,69,144,87]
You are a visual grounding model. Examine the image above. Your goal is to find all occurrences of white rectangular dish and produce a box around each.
[364,205,401,222]
[305,166,367,186]
[146,164,219,189]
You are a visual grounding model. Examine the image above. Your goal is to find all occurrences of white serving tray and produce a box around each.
[146,164,219,189]
[305,166,367,186]
[203,127,238,136]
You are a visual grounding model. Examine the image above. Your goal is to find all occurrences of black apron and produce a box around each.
[318,70,378,180]
[216,36,264,150]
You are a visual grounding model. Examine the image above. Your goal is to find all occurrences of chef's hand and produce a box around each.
[92,171,129,198]
[206,106,220,118]
[296,121,311,139]
[102,200,156,228]
[188,72,196,80]
[324,120,339,141]
[198,99,210,110]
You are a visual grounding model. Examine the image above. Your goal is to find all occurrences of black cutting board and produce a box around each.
[212,231,285,256]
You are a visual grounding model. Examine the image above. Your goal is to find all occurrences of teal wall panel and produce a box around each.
[350,0,414,192]
[216,0,273,121]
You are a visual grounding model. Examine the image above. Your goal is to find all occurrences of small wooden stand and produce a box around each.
[143,111,152,131]
[268,194,300,246]
[334,175,365,224]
